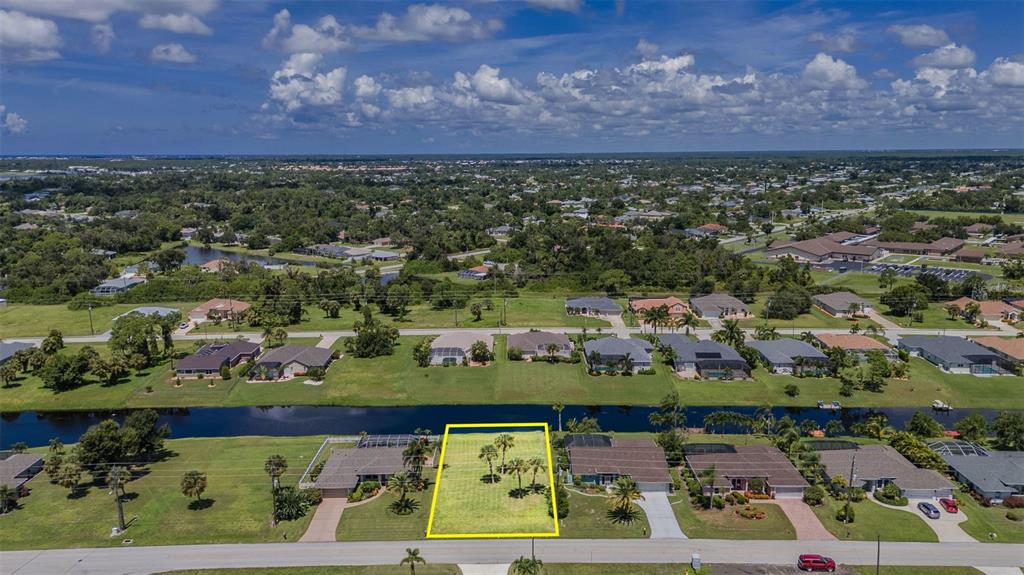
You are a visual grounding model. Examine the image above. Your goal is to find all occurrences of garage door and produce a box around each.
[774,486,805,499]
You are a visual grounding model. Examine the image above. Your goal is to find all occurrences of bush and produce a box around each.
[803,485,825,506]
[1003,496,1024,509]
[873,483,908,506]
[507,347,524,361]
[724,493,735,505]
[220,365,231,380]
[1007,510,1023,522]
[784,384,799,397]
[849,487,866,502]
[712,495,725,510]
[835,503,855,523]
[733,492,748,505]
[737,504,766,520]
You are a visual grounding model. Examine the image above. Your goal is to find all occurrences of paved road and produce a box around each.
[3,539,1022,574]
[636,491,686,539]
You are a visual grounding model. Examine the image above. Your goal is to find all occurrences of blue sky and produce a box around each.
[1,0,1022,154]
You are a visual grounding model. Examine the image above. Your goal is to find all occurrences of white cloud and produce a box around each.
[808,30,857,53]
[385,85,436,110]
[635,38,659,59]
[0,104,28,135]
[150,42,198,64]
[91,22,114,53]
[887,24,950,48]
[0,0,218,23]
[912,43,976,69]
[353,4,502,42]
[986,57,1024,88]
[139,13,212,35]
[263,10,352,54]
[802,53,866,90]
[526,0,582,13]
[0,9,62,61]
[354,75,382,99]
[267,53,346,111]
[454,64,530,105]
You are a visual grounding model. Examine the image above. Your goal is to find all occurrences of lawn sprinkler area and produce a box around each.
[426,423,559,538]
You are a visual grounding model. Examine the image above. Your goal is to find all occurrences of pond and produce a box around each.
[183,245,312,267]
[0,404,1009,448]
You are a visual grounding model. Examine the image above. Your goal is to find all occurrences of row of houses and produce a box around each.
[175,341,335,380]
[294,244,402,262]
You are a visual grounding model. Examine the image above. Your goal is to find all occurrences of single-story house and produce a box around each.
[189,298,251,322]
[814,333,896,362]
[568,437,672,492]
[0,341,35,365]
[945,297,1020,323]
[253,345,334,379]
[629,296,689,318]
[689,294,749,319]
[507,331,573,359]
[818,445,954,499]
[658,335,750,379]
[487,224,513,237]
[930,442,1023,503]
[583,337,653,373]
[565,296,622,317]
[458,264,492,281]
[0,452,44,497]
[746,338,829,375]
[698,223,729,235]
[898,335,1006,375]
[113,306,181,322]
[973,336,1024,371]
[764,238,881,264]
[428,332,494,366]
[175,340,262,378]
[314,446,408,498]
[201,259,230,273]
[812,292,872,317]
[685,445,809,499]
[89,277,145,296]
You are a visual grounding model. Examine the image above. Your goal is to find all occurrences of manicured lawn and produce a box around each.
[810,496,938,542]
[558,489,650,538]
[667,485,796,540]
[337,488,435,541]
[533,567,692,575]
[739,304,874,330]
[159,567,461,575]
[909,209,1024,224]
[848,568,984,575]
[428,430,556,536]
[0,435,323,550]
[0,302,199,338]
[955,492,1024,543]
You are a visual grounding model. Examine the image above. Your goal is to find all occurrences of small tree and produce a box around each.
[181,470,208,502]
[479,445,499,483]
[494,433,515,473]
[413,338,433,367]
[400,548,426,575]
[57,461,82,495]
[784,384,799,397]
[219,364,232,380]
[469,340,492,363]
[510,556,544,575]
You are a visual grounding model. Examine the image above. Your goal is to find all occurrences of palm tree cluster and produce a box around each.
[478,434,547,499]
[640,305,699,335]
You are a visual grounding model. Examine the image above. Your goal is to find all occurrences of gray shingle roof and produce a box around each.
[256,344,333,368]
[689,294,748,315]
[898,335,1001,365]
[565,297,622,313]
[813,291,870,311]
[0,341,34,364]
[818,445,953,491]
[658,336,749,369]
[314,447,407,490]
[583,337,652,361]
[0,453,43,489]
[507,331,571,351]
[747,338,827,365]
[940,451,1024,496]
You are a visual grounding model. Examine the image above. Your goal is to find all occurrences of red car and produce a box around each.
[798,554,836,572]
[939,498,959,513]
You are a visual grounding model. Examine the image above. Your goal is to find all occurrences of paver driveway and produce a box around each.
[767,499,836,541]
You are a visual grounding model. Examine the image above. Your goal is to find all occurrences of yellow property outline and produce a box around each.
[426,422,560,539]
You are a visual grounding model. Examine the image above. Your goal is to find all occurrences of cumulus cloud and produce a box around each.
[262,9,352,53]
[808,30,858,53]
[887,24,950,48]
[635,38,659,59]
[801,53,866,90]
[0,0,218,23]
[0,104,28,135]
[139,13,212,35]
[912,43,976,69]
[0,9,62,61]
[354,75,382,98]
[267,53,346,111]
[987,57,1024,87]
[91,22,114,53]
[352,4,502,42]
[454,65,531,105]
[526,0,582,13]
[150,42,198,64]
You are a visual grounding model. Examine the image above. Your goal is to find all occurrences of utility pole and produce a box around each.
[845,451,857,524]
[875,532,881,575]
[110,465,126,531]
[88,305,95,336]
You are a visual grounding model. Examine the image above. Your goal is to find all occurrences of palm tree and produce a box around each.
[0,485,13,514]
[508,457,528,494]
[943,303,961,319]
[180,470,208,501]
[510,556,544,575]
[608,477,644,522]
[403,441,429,480]
[494,433,515,473]
[586,350,603,372]
[680,311,698,335]
[754,323,779,340]
[545,343,560,363]
[619,352,635,374]
[479,445,499,482]
[48,438,64,454]
[552,402,565,432]
[400,548,426,575]
[264,455,288,491]
[644,305,670,334]
[388,472,415,502]
[711,318,744,348]
[527,457,546,492]
[800,331,817,345]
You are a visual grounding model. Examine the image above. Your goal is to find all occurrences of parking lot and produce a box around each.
[818,260,992,281]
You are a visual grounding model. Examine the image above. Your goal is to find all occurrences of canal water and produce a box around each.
[183,245,313,267]
[0,404,1007,448]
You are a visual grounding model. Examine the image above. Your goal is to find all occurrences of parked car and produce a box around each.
[918,501,941,519]
[798,554,836,572]
[939,498,959,513]
[179,322,190,330]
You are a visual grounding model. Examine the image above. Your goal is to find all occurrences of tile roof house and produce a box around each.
[583,337,653,373]
[972,336,1024,370]
[747,338,829,375]
[189,298,252,321]
[565,296,623,316]
[0,452,44,496]
[658,335,750,379]
[253,345,335,379]
[0,341,35,365]
[507,331,573,359]
[628,296,689,318]
[685,445,809,499]
[314,446,408,498]
[458,264,492,281]
[812,292,872,317]
[689,294,749,319]
[428,332,494,366]
[176,340,262,378]
[818,445,954,499]
[898,335,1006,375]
[945,297,1020,322]
[814,334,896,361]
[568,437,672,492]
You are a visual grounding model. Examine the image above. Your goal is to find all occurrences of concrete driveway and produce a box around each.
[637,491,687,539]
[900,498,975,542]
[767,499,836,541]
[299,497,347,542]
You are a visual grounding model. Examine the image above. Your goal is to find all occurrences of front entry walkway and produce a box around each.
[637,491,687,539]
[299,497,347,542]
[766,499,836,541]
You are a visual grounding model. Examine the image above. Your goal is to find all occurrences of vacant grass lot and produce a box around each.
[0,435,322,551]
[955,493,1024,543]
[0,302,200,338]
[558,489,650,538]
[429,430,555,536]
[810,495,937,543]
[738,303,874,330]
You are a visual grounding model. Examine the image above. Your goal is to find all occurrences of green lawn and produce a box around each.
[337,488,436,541]
[558,489,650,538]
[667,484,796,540]
[428,430,555,536]
[810,496,938,542]
[0,302,200,338]
[532,567,695,575]
[739,303,874,330]
[0,435,323,550]
[956,493,1024,543]
[159,567,461,575]
[849,568,984,575]
[909,209,1024,224]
